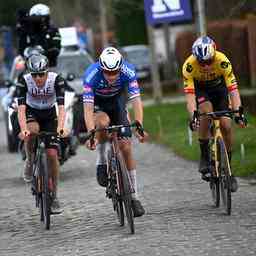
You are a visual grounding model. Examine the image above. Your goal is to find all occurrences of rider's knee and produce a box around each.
[119,139,132,153]
[95,113,110,128]
[220,119,232,134]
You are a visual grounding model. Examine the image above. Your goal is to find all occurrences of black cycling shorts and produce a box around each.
[94,93,132,138]
[26,105,59,149]
[194,82,231,117]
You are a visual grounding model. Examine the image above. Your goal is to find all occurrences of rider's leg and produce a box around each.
[46,148,59,193]
[119,139,137,196]
[119,139,145,217]
[94,112,110,187]
[220,117,238,192]
[198,101,213,175]
[46,147,62,211]
[23,121,39,182]
[220,117,233,155]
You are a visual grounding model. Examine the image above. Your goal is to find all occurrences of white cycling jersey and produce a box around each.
[18,72,65,110]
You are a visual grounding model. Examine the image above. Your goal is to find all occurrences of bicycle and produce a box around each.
[31,131,61,230]
[196,107,246,215]
[85,121,144,234]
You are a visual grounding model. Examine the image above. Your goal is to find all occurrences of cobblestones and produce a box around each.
[0,118,256,256]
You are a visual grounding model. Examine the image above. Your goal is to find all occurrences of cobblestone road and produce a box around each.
[0,113,256,256]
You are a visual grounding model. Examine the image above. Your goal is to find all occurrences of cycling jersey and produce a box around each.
[16,72,65,109]
[83,61,140,104]
[182,51,238,94]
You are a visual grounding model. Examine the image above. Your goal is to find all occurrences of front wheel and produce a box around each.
[217,137,232,215]
[209,177,220,207]
[116,153,134,234]
[40,152,51,229]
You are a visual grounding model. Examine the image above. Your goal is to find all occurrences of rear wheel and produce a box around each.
[117,153,134,234]
[217,137,232,215]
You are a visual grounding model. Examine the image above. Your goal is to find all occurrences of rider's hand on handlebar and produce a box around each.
[234,106,247,128]
[57,127,69,137]
[189,110,200,131]
[19,129,30,141]
[135,130,149,143]
[85,137,98,150]
[234,115,247,128]
[134,120,148,143]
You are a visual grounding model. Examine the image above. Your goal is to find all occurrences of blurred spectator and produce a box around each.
[0,45,8,98]
[16,4,61,67]
[73,19,88,51]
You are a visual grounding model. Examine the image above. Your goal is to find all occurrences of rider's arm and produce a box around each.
[16,77,27,131]
[131,97,143,125]
[185,93,197,118]
[220,54,242,111]
[182,59,196,117]
[55,75,66,130]
[84,103,95,132]
[127,76,142,124]
[229,89,242,111]
[83,84,95,132]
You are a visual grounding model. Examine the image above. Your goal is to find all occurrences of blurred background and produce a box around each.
[0,0,256,103]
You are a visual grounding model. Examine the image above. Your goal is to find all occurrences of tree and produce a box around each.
[111,0,147,46]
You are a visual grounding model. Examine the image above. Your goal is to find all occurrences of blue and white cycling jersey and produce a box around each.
[83,60,140,104]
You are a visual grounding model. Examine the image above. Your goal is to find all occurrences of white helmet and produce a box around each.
[29,4,50,16]
[99,47,123,72]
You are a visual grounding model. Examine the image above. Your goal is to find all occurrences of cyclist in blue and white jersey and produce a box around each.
[83,47,148,217]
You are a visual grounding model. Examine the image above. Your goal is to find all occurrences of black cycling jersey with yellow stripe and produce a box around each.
[182,51,238,94]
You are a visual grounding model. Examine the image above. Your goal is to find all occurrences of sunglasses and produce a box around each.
[103,69,120,76]
[31,72,47,78]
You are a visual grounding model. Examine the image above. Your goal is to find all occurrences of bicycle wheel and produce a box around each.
[116,153,134,234]
[108,150,125,226]
[217,137,232,215]
[40,152,51,229]
[209,144,220,207]
[37,176,44,222]
[115,198,124,226]
[209,177,220,207]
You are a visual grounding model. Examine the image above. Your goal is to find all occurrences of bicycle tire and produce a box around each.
[116,153,134,234]
[209,145,220,207]
[210,177,220,207]
[217,137,232,215]
[116,198,124,226]
[41,152,51,229]
[108,150,125,226]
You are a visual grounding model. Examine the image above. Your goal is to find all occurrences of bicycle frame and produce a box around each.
[210,119,232,178]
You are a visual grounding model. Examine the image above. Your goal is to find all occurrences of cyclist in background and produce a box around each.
[16,54,66,212]
[182,36,246,192]
[16,3,61,68]
[83,47,148,217]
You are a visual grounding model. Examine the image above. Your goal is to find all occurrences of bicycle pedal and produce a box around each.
[201,173,211,182]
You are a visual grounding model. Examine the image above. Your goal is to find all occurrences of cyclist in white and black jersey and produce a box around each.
[16,54,66,212]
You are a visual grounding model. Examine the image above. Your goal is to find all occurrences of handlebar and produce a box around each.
[83,121,144,142]
[190,106,247,128]
[198,107,244,118]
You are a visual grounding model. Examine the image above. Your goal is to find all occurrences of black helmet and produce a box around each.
[27,54,49,73]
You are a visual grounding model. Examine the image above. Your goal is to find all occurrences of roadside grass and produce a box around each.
[143,102,256,177]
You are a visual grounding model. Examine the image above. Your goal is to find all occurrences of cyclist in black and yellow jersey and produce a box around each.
[182,36,247,192]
